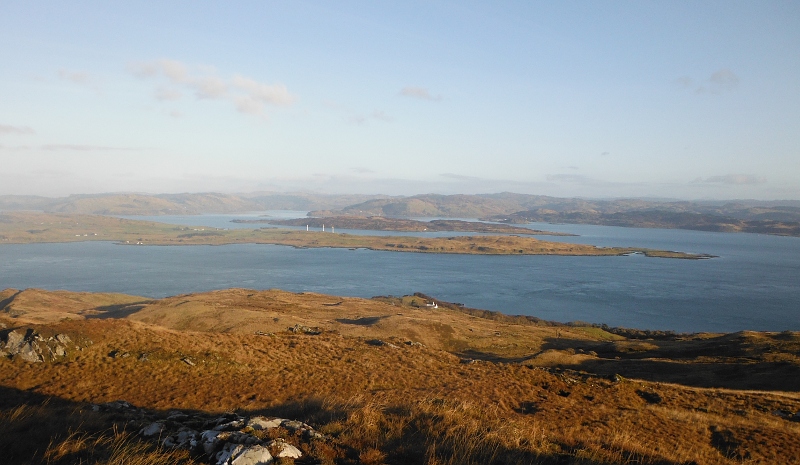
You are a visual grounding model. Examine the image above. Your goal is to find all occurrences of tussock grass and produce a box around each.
[2,288,800,464]
[45,427,194,465]
[0,401,197,465]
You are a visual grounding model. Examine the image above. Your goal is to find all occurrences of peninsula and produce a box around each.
[0,212,712,259]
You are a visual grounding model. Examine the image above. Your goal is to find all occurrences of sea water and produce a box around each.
[1,216,798,333]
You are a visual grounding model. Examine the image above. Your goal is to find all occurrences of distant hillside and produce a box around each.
[309,193,538,218]
[0,192,389,215]
[309,193,800,236]
[487,209,800,236]
[3,191,799,235]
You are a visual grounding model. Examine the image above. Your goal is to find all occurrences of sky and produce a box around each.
[1,1,799,200]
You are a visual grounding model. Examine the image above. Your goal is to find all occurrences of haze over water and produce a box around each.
[2,216,798,334]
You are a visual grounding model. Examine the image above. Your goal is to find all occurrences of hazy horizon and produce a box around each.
[2,1,799,200]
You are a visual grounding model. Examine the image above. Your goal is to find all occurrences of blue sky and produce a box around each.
[1,1,798,199]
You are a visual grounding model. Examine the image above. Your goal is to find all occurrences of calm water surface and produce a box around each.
[2,214,798,333]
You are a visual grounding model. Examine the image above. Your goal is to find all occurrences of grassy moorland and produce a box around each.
[0,212,712,259]
[1,288,799,464]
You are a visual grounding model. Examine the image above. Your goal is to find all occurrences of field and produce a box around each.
[2,288,799,464]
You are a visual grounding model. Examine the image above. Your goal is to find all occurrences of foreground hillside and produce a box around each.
[1,288,799,464]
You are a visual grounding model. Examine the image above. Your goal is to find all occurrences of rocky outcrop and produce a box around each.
[0,328,78,362]
[288,324,321,335]
[90,400,331,464]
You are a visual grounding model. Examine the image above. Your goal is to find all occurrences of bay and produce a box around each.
[1,215,798,333]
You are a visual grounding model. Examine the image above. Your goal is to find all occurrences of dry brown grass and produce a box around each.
[44,427,195,465]
[2,288,800,464]
[0,399,198,465]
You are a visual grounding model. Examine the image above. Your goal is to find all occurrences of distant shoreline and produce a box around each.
[231,215,576,236]
[0,211,713,259]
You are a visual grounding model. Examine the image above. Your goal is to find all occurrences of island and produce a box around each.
[0,212,713,259]
[232,215,575,236]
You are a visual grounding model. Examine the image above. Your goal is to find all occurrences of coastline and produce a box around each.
[0,212,713,259]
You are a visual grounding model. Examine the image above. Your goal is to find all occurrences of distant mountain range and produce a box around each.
[309,193,800,236]
[0,192,389,216]
[2,192,799,236]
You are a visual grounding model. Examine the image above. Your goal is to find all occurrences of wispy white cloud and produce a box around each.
[673,76,693,89]
[154,87,182,101]
[708,69,739,92]
[545,174,627,188]
[676,69,740,95]
[230,76,294,106]
[347,115,367,125]
[347,110,393,125]
[128,62,159,78]
[0,144,32,151]
[370,110,393,122]
[160,59,190,82]
[547,174,590,183]
[0,124,36,135]
[57,68,101,91]
[233,96,263,115]
[694,174,766,185]
[128,59,295,117]
[58,68,90,84]
[41,144,140,152]
[400,86,442,101]
[193,76,227,99]
[439,173,482,182]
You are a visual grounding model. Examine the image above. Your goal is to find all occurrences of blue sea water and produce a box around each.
[1,214,798,333]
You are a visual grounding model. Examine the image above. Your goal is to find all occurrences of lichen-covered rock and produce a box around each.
[1,330,40,362]
[267,439,302,459]
[201,430,224,455]
[246,416,282,430]
[280,420,309,432]
[140,422,165,437]
[15,341,42,362]
[96,402,328,464]
[162,427,198,449]
[5,330,24,350]
[1,329,73,362]
[288,324,321,335]
[216,443,273,465]
[214,418,246,431]
[217,431,259,445]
